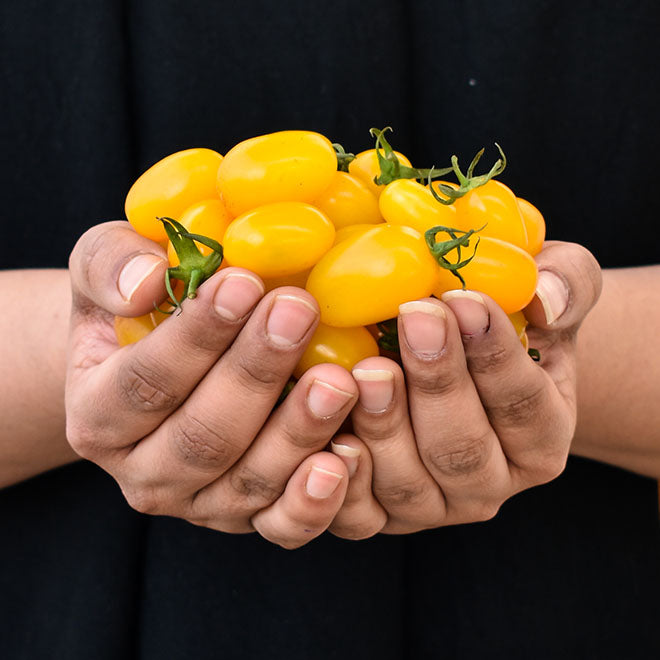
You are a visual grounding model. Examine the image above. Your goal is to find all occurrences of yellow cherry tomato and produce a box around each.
[262,268,311,293]
[517,197,546,256]
[223,202,335,278]
[126,148,223,243]
[379,179,457,234]
[507,310,530,350]
[167,198,233,267]
[451,179,528,249]
[433,236,538,314]
[293,323,379,379]
[306,224,439,327]
[114,308,170,346]
[216,130,337,217]
[333,222,386,246]
[313,171,382,229]
[348,148,413,198]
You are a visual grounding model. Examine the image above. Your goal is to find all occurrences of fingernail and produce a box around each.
[399,300,447,357]
[117,254,165,302]
[352,369,394,413]
[213,273,264,321]
[535,270,569,325]
[330,441,360,478]
[307,380,355,418]
[305,465,343,499]
[266,294,318,346]
[441,290,489,336]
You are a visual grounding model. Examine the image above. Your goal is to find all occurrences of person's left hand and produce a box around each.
[327,241,602,537]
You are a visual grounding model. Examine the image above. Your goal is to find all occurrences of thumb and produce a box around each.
[68,221,169,317]
[524,241,602,332]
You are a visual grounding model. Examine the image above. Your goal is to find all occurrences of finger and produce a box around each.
[249,452,349,549]
[439,290,571,488]
[117,288,322,511]
[189,363,357,531]
[397,299,511,521]
[328,434,388,540]
[66,266,266,458]
[524,241,602,330]
[68,221,169,318]
[347,355,448,530]
[523,241,602,402]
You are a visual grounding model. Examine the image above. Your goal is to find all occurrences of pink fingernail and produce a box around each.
[306,380,355,418]
[117,254,165,302]
[213,273,264,321]
[535,270,569,324]
[330,442,360,478]
[352,369,394,413]
[266,295,318,346]
[399,300,447,357]
[441,290,490,336]
[305,466,343,499]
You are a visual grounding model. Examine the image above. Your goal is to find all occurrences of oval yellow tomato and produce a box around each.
[333,222,386,246]
[262,268,311,293]
[167,198,233,267]
[348,148,413,198]
[126,148,223,243]
[114,308,170,346]
[306,224,439,327]
[293,323,379,379]
[379,179,457,234]
[451,179,528,249]
[314,171,382,229]
[216,130,337,217]
[223,202,335,278]
[517,197,546,256]
[433,236,538,314]
[507,310,530,350]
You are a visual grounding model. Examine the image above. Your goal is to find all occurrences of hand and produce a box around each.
[328,241,602,538]
[66,221,358,548]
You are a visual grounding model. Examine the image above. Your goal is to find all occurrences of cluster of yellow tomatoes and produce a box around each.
[115,128,545,377]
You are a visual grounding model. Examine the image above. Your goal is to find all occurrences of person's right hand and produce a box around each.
[65,221,358,549]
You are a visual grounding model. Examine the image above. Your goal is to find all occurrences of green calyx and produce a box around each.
[158,217,224,314]
[424,224,483,288]
[333,142,355,172]
[370,127,453,185]
[428,143,507,206]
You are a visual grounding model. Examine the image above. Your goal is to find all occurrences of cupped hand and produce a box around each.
[329,241,602,538]
[65,221,358,548]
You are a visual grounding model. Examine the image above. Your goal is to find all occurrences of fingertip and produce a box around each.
[330,434,362,478]
[527,242,603,330]
[70,221,169,317]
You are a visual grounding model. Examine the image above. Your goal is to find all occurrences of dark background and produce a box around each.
[1,2,659,659]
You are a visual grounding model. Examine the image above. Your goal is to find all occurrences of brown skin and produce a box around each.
[0,229,658,547]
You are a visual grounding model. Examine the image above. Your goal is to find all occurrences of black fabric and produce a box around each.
[1,1,660,658]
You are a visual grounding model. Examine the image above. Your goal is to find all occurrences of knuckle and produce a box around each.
[534,451,568,484]
[374,480,428,508]
[405,365,464,398]
[233,351,284,391]
[466,342,510,375]
[465,501,501,524]
[425,432,491,477]
[65,420,99,459]
[489,382,548,425]
[122,485,163,516]
[229,465,283,505]
[118,358,182,413]
[169,412,237,470]
[352,417,398,443]
[330,518,381,541]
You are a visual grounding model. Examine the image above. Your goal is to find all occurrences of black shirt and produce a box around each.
[1,2,659,658]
